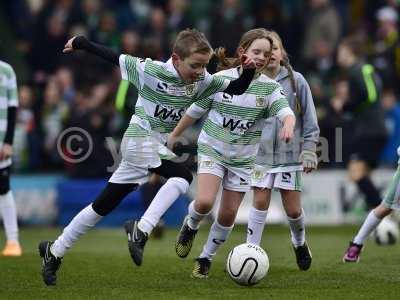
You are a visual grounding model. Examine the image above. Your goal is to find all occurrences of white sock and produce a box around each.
[246,207,268,245]
[353,210,382,245]
[0,191,19,242]
[51,204,102,258]
[288,210,305,247]
[139,177,189,234]
[187,200,208,230]
[200,221,233,260]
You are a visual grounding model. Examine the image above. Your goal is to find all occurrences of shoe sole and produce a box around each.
[342,257,360,263]
[299,251,312,271]
[191,273,208,279]
[2,253,22,257]
[2,249,22,256]
[298,259,312,271]
[175,241,192,258]
[342,247,362,263]
[175,217,195,258]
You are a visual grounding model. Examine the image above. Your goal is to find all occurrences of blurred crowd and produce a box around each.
[0,0,400,176]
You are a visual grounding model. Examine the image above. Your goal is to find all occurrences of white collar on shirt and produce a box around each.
[165,58,181,79]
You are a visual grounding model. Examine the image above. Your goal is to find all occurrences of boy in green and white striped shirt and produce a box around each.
[39,29,257,285]
[0,60,21,256]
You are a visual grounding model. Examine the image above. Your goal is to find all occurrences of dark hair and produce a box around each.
[266,30,301,113]
[173,29,213,59]
[214,28,273,71]
[340,36,365,59]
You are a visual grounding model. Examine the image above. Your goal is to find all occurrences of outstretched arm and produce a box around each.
[297,73,319,173]
[0,107,16,161]
[167,114,197,150]
[223,55,256,95]
[63,36,119,66]
[167,97,211,150]
[279,114,295,143]
[224,68,255,95]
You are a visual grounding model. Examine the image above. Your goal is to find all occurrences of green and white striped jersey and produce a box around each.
[186,67,293,169]
[0,60,18,167]
[119,54,230,144]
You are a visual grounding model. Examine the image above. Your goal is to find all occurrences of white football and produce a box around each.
[226,243,269,286]
[373,217,399,245]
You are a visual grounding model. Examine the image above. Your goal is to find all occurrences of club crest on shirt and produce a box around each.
[200,160,214,169]
[255,96,265,107]
[185,83,196,96]
[252,169,264,180]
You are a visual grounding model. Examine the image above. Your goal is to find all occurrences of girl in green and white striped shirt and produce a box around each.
[169,29,295,278]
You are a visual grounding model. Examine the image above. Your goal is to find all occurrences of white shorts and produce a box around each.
[109,135,174,185]
[251,167,303,192]
[197,155,251,192]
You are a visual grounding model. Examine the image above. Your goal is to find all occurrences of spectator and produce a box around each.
[118,0,152,28]
[120,30,141,56]
[63,84,114,178]
[380,88,400,166]
[370,6,400,93]
[29,13,68,82]
[41,77,69,169]
[55,66,76,104]
[319,78,353,167]
[3,0,400,174]
[93,11,120,51]
[141,6,170,59]
[301,0,341,72]
[210,0,252,55]
[79,0,102,37]
[167,0,193,35]
[14,84,37,171]
[337,36,387,209]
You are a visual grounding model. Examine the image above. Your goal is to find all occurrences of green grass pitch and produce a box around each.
[1,225,400,299]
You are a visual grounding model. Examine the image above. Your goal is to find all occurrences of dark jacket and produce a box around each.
[343,63,387,139]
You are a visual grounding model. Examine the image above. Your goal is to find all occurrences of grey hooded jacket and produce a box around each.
[256,67,320,168]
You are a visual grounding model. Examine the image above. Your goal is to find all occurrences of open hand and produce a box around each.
[279,125,294,143]
[63,37,77,53]
[167,134,179,151]
[299,150,318,173]
[241,54,256,69]
[0,144,13,161]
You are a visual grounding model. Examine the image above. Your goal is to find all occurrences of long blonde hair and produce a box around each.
[214,28,273,71]
[266,30,301,113]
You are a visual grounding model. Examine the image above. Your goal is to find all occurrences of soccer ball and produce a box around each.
[226,243,269,286]
[373,217,399,245]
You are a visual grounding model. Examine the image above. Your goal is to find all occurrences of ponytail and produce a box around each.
[265,30,301,114]
[214,47,241,71]
[281,58,301,114]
